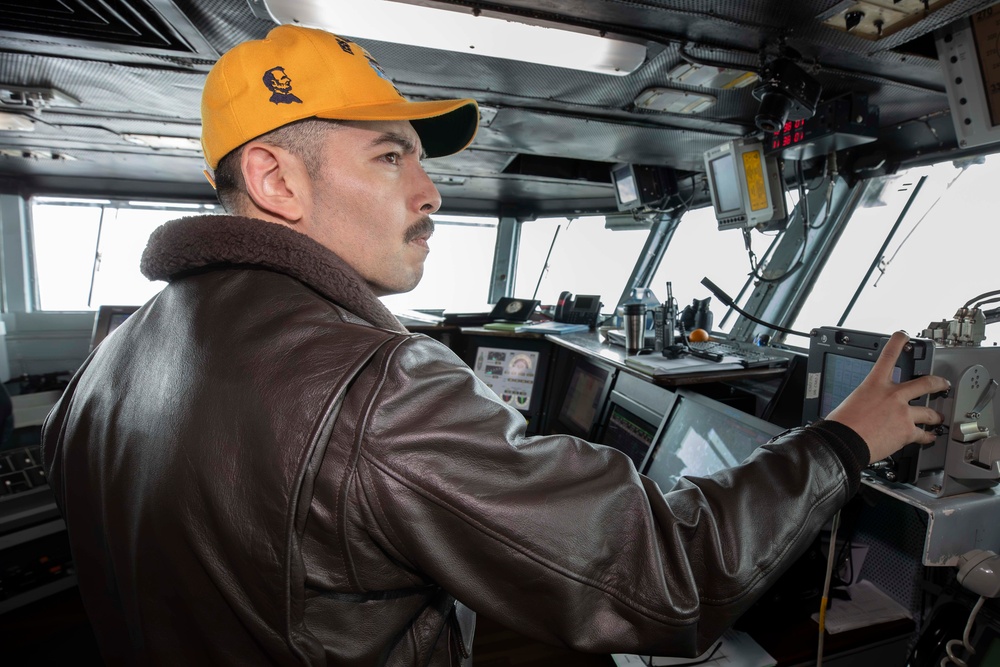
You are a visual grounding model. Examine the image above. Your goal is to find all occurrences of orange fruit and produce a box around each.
[689,328,710,342]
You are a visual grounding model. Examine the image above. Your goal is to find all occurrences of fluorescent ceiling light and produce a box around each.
[666,63,758,90]
[634,87,716,114]
[0,85,80,110]
[0,148,75,160]
[252,0,647,76]
[122,134,202,150]
[0,111,34,131]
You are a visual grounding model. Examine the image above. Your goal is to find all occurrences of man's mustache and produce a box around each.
[405,216,435,243]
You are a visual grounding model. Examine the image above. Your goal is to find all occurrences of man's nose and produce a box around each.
[415,166,442,215]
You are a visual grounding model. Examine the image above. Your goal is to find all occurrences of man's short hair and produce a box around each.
[214,118,338,214]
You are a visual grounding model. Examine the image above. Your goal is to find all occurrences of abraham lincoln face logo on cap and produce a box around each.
[262,66,303,105]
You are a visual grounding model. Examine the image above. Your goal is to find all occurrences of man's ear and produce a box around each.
[240,142,310,224]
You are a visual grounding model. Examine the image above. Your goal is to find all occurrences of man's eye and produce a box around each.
[383,152,400,164]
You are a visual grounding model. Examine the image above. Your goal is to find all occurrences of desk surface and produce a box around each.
[538,330,787,387]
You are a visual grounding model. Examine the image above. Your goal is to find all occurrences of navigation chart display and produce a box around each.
[473,346,540,412]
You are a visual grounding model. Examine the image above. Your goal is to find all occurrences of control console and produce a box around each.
[804,326,1000,498]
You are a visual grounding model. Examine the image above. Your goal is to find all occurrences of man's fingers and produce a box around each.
[911,426,939,445]
[904,408,944,445]
[911,406,944,427]
[898,374,951,401]
[871,331,909,381]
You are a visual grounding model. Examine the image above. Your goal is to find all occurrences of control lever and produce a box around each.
[967,379,997,420]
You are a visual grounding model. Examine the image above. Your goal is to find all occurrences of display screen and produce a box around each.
[769,119,807,151]
[473,347,539,412]
[600,404,657,469]
[559,363,610,436]
[645,394,780,492]
[108,312,131,334]
[709,152,741,214]
[741,148,768,212]
[613,165,639,205]
[819,353,902,419]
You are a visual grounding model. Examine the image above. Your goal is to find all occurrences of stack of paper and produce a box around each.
[810,580,912,633]
[625,354,743,377]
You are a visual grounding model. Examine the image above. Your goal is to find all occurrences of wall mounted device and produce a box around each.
[610,163,678,211]
[936,4,1000,150]
[703,138,787,231]
[751,58,822,133]
[804,326,1000,498]
[765,92,879,160]
[805,326,1000,566]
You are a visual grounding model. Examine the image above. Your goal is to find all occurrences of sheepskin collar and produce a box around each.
[140,215,406,333]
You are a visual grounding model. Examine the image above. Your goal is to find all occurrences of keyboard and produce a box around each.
[687,340,790,368]
[0,445,48,498]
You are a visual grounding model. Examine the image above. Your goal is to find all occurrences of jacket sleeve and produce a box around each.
[351,335,867,658]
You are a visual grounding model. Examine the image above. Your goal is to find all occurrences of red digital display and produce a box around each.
[769,119,807,151]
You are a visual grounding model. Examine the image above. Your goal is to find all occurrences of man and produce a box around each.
[42,24,947,666]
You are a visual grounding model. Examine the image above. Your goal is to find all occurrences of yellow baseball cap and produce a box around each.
[201,24,479,170]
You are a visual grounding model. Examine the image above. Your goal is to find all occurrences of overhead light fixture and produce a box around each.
[666,62,758,89]
[0,85,80,110]
[0,111,34,131]
[0,148,76,160]
[605,212,653,231]
[633,87,716,114]
[122,134,202,150]
[247,0,647,76]
[429,175,468,185]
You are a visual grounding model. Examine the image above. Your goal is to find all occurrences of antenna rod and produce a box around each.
[531,226,560,301]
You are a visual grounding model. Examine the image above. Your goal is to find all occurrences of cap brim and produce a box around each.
[314,98,478,158]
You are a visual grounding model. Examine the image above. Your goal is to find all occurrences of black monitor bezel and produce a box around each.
[642,389,783,489]
[595,376,678,473]
[548,355,616,439]
[802,327,933,483]
[465,334,552,428]
[90,304,141,351]
[599,398,665,470]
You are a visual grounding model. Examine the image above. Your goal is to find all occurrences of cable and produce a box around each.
[700,276,812,338]
[817,510,842,667]
[966,290,1000,308]
[940,595,985,667]
[810,153,837,230]
[877,167,967,287]
[973,296,1000,309]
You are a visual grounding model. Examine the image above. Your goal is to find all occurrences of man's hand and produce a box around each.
[827,331,950,463]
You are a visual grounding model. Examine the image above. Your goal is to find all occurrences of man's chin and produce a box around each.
[369,273,423,297]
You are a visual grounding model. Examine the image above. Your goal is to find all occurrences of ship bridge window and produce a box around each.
[647,205,776,335]
[379,215,499,314]
[787,153,1000,348]
[29,198,214,311]
[515,216,649,310]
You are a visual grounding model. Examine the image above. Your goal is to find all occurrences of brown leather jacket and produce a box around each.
[42,215,869,666]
